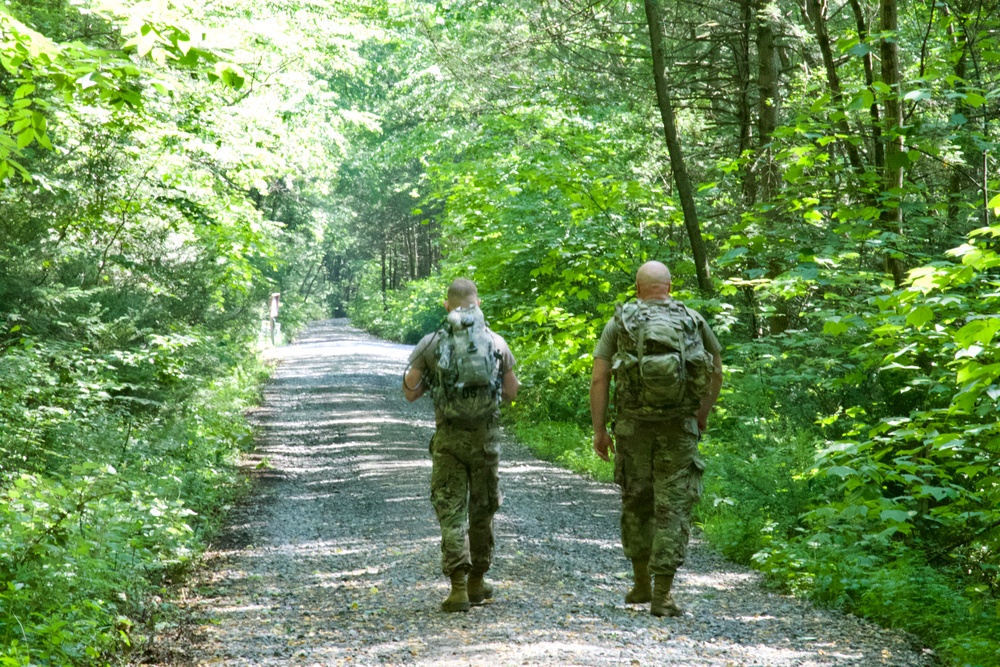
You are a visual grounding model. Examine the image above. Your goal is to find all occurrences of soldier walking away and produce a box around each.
[403,278,520,612]
[589,261,723,617]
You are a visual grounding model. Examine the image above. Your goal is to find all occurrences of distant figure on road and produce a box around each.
[590,261,722,617]
[403,278,519,612]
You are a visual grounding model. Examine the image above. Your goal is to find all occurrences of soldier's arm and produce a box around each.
[403,337,432,402]
[696,347,723,431]
[403,365,426,402]
[590,357,615,461]
[497,339,519,403]
[501,370,519,403]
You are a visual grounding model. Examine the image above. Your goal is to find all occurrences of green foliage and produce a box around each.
[755,542,1000,667]
[697,388,818,563]
[349,270,450,344]
[0,353,261,664]
[1,0,377,662]
[0,1,234,180]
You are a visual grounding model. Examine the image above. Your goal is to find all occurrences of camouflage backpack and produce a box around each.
[612,299,713,418]
[430,306,503,420]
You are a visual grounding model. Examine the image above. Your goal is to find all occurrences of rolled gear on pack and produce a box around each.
[612,300,714,419]
[430,306,503,421]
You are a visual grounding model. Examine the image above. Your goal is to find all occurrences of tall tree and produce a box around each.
[879,0,907,286]
[643,0,713,294]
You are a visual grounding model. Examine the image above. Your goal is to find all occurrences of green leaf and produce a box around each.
[16,128,34,148]
[848,43,872,57]
[965,92,987,107]
[824,318,850,336]
[988,193,1000,216]
[905,306,934,328]
[880,509,912,523]
[13,83,35,100]
[955,318,1000,347]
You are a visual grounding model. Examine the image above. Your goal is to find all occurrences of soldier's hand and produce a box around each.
[593,431,615,462]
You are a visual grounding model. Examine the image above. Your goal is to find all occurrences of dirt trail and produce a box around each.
[146,319,935,667]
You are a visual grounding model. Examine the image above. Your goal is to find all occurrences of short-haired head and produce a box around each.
[446,278,480,310]
[635,261,672,300]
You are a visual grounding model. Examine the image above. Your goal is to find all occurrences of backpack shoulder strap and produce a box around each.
[615,301,640,340]
[678,303,707,334]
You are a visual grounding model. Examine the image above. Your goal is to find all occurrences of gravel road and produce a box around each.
[145,319,937,667]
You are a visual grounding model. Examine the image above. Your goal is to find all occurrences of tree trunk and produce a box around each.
[380,240,387,309]
[756,6,780,202]
[946,23,969,230]
[735,0,756,204]
[756,2,788,334]
[643,0,713,294]
[805,0,865,173]
[849,0,884,171]
[410,223,418,279]
[879,0,907,286]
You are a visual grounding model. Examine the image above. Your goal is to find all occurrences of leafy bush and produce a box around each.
[0,320,264,664]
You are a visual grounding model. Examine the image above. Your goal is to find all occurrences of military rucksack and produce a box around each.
[430,306,503,421]
[612,299,713,418]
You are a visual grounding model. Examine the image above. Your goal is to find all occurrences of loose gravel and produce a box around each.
[144,319,938,667]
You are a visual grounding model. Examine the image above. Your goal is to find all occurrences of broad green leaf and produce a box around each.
[905,306,933,328]
[965,92,987,107]
[823,319,850,336]
[16,128,34,148]
[13,83,35,100]
[988,193,1000,216]
[880,509,912,523]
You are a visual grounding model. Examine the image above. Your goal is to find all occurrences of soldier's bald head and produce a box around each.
[635,261,672,300]
[446,278,480,309]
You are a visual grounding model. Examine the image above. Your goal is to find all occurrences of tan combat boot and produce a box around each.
[625,558,652,603]
[441,568,470,612]
[650,573,682,617]
[467,570,494,604]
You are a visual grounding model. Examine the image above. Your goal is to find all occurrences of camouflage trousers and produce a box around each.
[613,416,704,576]
[429,420,502,576]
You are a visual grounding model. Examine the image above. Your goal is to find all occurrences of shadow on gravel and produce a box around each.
[144,320,935,667]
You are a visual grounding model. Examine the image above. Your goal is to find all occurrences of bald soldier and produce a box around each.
[590,261,722,617]
[403,278,519,612]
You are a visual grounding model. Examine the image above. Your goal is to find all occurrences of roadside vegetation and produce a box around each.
[1,0,359,662]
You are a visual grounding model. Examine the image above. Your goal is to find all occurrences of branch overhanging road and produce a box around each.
[147,319,936,667]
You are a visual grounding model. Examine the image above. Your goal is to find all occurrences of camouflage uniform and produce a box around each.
[613,415,704,574]
[594,298,720,577]
[429,420,502,575]
[410,331,515,576]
